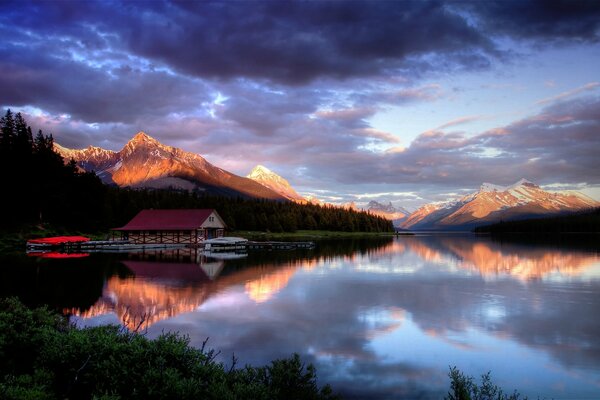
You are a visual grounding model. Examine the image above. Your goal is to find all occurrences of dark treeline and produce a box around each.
[474,208,600,234]
[0,110,106,230]
[0,110,392,233]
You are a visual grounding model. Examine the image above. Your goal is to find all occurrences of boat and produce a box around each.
[26,236,90,251]
[26,252,90,259]
[203,237,248,252]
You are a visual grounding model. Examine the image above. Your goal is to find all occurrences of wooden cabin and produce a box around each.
[112,209,226,244]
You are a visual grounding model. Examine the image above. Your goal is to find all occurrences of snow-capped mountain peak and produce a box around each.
[365,200,409,224]
[402,179,599,230]
[131,131,155,143]
[246,165,305,202]
[480,182,505,192]
[247,165,275,180]
[54,133,286,200]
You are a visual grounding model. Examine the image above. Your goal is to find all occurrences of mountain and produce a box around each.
[54,132,286,200]
[246,165,305,202]
[366,201,410,226]
[401,179,599,230]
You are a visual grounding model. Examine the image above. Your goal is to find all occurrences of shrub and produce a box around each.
[446,366,526,400]
[0,298,338,400]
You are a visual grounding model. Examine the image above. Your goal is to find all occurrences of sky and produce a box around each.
[1,0,599,210]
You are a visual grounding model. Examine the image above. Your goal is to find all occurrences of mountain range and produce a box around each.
[401,179,598,230]
[54,132,285,200]
[55,132,598,230]
[364,201,410,225]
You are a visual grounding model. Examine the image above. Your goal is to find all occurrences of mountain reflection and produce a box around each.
[65,236,600,398]
[70,255,316,330]
[71,236,599,333]
[403,235,599,280]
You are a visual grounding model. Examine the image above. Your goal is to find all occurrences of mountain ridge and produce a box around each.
[246,165,306,202]
[54,132,286,200]
[401,179,598,230]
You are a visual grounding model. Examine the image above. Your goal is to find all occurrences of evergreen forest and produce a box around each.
[474,208,600,234]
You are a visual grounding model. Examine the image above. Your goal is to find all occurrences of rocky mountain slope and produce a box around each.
[366,201,410,225]
[54,132,286,200]
[246,165,305,202]
[401,179,598,230]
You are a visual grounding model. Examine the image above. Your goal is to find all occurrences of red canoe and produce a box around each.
[27,236,90,245]
[27,252,90,259]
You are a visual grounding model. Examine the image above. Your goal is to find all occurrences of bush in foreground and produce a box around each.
[0,298,338,400]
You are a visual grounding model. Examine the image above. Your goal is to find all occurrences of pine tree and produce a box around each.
[14,112,33,155]
[0,109,15,152]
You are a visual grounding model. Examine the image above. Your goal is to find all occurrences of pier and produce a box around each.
[27,237,315,254]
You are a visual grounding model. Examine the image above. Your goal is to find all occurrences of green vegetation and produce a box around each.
[0,109,393,237]
[0,297,338,400]
[446,367,525,400]
[474,208,600,234]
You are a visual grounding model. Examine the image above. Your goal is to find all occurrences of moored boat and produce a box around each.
[26,236,90,251]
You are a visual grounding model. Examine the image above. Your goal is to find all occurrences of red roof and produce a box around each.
[113,209,220,231]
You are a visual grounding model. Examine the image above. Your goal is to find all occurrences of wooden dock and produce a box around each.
[245,241,315,251]
[28,239,315,254]
[41,240,188,253]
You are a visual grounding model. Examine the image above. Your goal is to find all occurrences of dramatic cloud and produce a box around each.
[462,0,600,43]
[0,0,598,206]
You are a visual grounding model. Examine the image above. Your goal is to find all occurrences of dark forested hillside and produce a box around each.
[0,110,392,233]
[474,208,600,234]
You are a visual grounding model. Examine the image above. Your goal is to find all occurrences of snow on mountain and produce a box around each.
[365,201,409,225]
[402,179,599,230]
[54,142,118,173]
[246,165,305,202]
[55,132,286,200]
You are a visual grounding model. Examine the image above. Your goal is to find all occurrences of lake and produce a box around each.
[2,234,600,399]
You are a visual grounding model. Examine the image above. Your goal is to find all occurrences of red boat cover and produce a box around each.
[27,252,90,259]
[27,236,90,245]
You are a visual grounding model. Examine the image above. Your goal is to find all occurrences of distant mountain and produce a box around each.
[246,165,305,202]
[366,201,410,226]
[54,132,286,200]
[401,179,599,230]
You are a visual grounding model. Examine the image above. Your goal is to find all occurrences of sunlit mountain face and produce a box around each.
[55,132,285,200]
[246,165,306,203]
[401,179,598,230]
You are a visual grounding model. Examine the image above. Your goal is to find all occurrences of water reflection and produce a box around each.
[403,235,600,280]
[4,235,600,399]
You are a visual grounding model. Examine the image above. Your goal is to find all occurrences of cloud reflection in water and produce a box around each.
[74,236,600,399]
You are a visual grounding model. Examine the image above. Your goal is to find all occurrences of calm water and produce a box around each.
[2,234,600,399]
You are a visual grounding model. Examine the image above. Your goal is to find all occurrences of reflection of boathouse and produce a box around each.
[113,209,225,244]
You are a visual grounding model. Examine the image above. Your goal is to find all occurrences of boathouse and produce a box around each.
[112,209,226,244]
